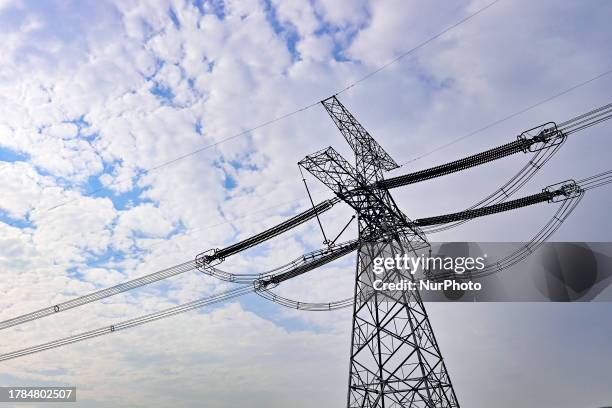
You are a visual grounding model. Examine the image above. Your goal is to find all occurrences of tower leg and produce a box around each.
[347,239,460,408]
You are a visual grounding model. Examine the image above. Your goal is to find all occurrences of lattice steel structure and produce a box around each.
[300,96,460,407]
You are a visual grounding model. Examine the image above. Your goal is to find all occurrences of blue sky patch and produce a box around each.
[192,0,225,20]
[0,210,33,228]
[0,146,29,162]
[262,0,300,61]
[149,82,176,105]
[168,7,181,29]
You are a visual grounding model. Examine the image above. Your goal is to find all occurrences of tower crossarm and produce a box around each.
[322,96,399,180]
[299,146,426,242]
[298,146,362,192]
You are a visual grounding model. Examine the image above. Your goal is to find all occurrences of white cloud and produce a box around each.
[1,0,612,407]
[314,0,369,29]
[0,161,50,219]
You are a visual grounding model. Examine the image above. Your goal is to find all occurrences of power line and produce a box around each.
[3,94,612,371]
[398,68,612,166]
[0,286,253,362]
[109,97,612,254]
[127,79,612,250]
[35,99,612,322]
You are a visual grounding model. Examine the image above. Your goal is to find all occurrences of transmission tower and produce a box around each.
[300,96,459,407]
[2,96,612,408]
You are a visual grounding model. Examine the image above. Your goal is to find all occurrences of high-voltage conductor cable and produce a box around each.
[3,178,607,359]
[412,173,612,280]
[395,103,611,233]
[429,193,583,281]
[0,260,197,332]
[380,101,612,191]
[198,197,339,263]
[474,196,581,278]
[413,191,559,227]
[0,240,360,362]
[558,102,612,135]
[380,138,534,189]
[259,183,589,304]
[197,239,358,284]
[0,286,253,363]
[255,289,354,311]
[420,140,562,233]
[261,240,359,285]
[256,239,393,311]
[0,199,339,331]
[576,169,612,191]
[5,173,603,332]
[154,133,561,253]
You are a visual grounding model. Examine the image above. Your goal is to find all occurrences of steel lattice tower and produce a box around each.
[299,96,459,407]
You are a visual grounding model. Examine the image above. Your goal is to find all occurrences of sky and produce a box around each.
[0,0,611,407]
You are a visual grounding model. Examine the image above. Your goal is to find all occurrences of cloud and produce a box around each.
[1,0,612,407]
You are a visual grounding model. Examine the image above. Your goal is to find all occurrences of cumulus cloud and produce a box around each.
[1,0,612,407]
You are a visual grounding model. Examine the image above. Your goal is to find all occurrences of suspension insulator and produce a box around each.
[518,122,566,152]
[195,248,223,270]
[544,180,583,202]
